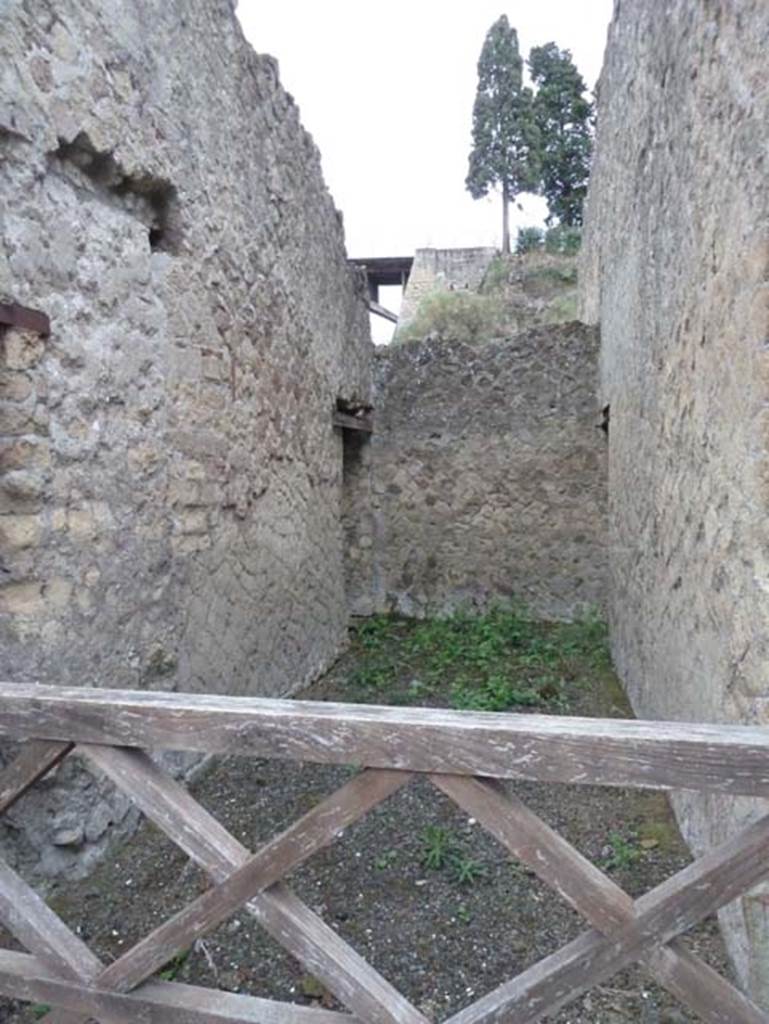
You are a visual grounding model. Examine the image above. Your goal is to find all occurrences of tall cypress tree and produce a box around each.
[466,16,539,254]
[528,43,593,226]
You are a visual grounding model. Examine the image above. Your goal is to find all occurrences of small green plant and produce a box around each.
[421,826,488,886]
[158,949,191,982]
[347,662,397,691]
[602,831,643,872]
[451,854,487,886]
[421,826,456,870]
[455,904,473,924]
[374,848,398,870]
[450,673,541,712]
[516,226,545,254]
[32,1007,51,1021]
[355,615,392,652]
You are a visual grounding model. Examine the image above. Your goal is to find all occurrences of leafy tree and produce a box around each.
[528,43,593,226]
[466,16,540,254]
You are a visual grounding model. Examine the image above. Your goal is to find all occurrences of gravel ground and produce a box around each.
[0,616,734,1023]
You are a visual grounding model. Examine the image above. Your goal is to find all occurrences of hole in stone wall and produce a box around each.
[335,399,372,481]
[341,423,368,483]
[599,403,610,437]
[51,131,181,253]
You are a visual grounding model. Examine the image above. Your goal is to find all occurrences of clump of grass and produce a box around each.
[601,831,644,872]
[421,826,455,870]
[421,826,488,886]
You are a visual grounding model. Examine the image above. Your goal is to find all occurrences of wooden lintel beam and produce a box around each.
[332,410,373,433]
[0,303,50,337]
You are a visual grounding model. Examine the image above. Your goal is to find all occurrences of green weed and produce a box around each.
[374,848,398,870]
[450,674,541,712]
[451,855,487,886]
[421,826,488,887]
[158,949,191,982]
[602,831,643,872]
[421,826,455,870]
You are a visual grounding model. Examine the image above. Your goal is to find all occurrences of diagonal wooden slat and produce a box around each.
[0,858,127,1024]
[433,774,769,1024]
[444,807,769,1024]
[92,767,411,994]
[0,948,359,1023]
[78,744,429,1024]
[648,943,769,1024]
[0,741,73,816]
[0,859,101,983]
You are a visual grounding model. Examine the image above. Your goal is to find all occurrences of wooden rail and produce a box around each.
[0,682,767,1023]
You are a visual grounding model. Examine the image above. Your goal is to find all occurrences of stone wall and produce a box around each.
[348,324,607,620]
[580,0,769,1003]
[0,0,372,878]
[397,247,497,332]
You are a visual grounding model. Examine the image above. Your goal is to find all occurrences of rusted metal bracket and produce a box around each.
[0,302,50,337]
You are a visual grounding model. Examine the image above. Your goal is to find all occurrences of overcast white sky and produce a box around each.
[237,1,613,254]
[236,1,613,339]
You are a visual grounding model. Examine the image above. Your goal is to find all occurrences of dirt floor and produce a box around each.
[0,611,733,1023]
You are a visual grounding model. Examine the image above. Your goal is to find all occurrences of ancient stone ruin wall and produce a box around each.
[347,324,608,620]
[397,247,497,332]
[580,0,769,1002]
[0,0,372,878]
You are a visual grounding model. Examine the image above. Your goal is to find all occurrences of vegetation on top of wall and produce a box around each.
[516,225,582,255]
[395,290,507,345]
[515,226,546,254]
[396,247,580,345]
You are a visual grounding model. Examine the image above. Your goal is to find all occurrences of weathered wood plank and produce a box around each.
[2,683,769,794]
[0,741,73,815]
[648,943,769,1024]
[80,745,428,1024]
[94,768,411,993]
[0,859,127,1024]
[0,859,101,983]
[446,808,769,1024]
[434,775,769,1024]
[0,948,357,1023]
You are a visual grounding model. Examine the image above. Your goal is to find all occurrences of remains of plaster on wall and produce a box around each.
[49,131,179,252]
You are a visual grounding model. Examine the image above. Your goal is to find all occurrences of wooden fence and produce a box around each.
[0,681,768,1023]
